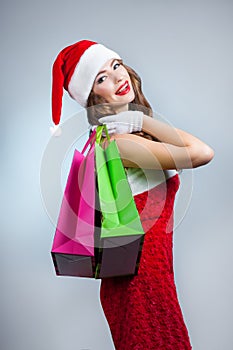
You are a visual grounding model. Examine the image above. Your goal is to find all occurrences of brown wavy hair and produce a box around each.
[86,61,157,140]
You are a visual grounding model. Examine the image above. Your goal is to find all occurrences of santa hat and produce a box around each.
[51,40,121,126]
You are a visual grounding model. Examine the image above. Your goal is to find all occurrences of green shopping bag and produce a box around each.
[95,125,145,278]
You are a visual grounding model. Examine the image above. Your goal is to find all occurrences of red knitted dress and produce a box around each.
[100,174,192,350]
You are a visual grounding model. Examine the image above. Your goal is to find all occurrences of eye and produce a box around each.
[113,61,120,70]
[96,75,106,84]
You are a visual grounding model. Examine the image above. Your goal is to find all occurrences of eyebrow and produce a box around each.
[95,59,116,80]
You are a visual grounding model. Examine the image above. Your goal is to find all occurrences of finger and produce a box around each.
[99,122,117,130]
[106,124,117,131]
[99,115,117,124]
[107,128,117,135]
[103,124,117,134]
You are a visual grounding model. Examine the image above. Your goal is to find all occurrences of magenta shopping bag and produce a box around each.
[51,131,96,277]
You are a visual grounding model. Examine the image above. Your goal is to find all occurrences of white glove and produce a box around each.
[50,124,62,137]
[98,111,143,135]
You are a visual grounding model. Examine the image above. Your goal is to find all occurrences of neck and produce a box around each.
[112,103,129,114]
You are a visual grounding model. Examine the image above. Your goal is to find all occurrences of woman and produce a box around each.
[51,40,214,349]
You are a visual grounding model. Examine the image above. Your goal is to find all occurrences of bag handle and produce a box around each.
[96,125,110,145]
[81,129,96,154]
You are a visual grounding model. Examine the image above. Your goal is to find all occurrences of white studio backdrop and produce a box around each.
[1,1,233,349]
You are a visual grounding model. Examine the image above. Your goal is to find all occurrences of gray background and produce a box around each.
[1,0,233,349]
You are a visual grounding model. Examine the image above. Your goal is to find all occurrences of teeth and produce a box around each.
[118,82,128,93]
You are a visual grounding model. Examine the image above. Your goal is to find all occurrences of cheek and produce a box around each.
[93,83,112,98]
[130,90,135,102]
[129,82,135,100]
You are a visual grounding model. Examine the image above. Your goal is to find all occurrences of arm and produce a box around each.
[110,115,214,170]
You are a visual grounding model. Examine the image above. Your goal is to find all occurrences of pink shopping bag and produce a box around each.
[51,131,96,277]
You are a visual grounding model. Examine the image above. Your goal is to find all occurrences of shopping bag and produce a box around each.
[51,131,96,277]
[95,125,145,278]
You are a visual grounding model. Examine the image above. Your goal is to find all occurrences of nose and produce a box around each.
[113,70,123,83]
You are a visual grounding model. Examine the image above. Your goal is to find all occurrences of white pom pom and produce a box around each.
[50,125,62,137]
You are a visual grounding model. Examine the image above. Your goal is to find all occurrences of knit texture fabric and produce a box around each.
[100,174,192,350]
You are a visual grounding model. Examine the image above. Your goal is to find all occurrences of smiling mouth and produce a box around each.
[115,81,130,95]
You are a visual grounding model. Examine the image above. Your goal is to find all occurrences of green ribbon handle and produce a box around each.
[96,125,110,144]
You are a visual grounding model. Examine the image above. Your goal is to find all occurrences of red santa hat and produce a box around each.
[51,40,121,126]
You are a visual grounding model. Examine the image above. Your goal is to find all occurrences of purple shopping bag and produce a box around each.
[51,131,96,277]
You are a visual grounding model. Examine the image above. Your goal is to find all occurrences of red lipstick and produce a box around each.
[115,81,130,96]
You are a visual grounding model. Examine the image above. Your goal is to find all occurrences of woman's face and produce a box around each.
[92,59,135,105]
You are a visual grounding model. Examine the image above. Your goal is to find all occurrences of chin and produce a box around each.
[119,93,135,104]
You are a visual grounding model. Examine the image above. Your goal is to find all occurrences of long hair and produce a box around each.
[86,61,157,140]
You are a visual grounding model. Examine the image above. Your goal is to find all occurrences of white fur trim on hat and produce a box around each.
[68,44,121,107]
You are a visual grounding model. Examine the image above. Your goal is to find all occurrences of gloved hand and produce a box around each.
[50,124,62,137]
[98,111,143,135]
